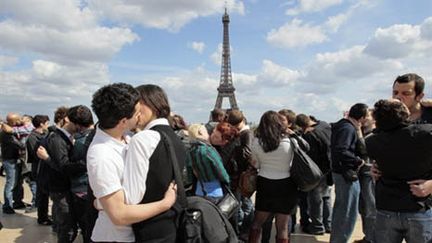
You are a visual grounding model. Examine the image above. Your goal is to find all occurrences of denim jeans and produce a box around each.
[330,173,360,243]
[358,166,376,242]
[307,177,332,232]
[239,196,254,234]
[2,160,17,209]
[375,209,432,243]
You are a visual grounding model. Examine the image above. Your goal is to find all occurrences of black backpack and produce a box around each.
[178,196,238,243]
[159,131,238,243]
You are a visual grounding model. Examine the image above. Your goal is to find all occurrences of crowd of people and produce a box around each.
[0,72,432,243]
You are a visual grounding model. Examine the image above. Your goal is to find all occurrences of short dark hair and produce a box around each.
[68,105,94,127]
[226,110,244,126]
[91,83,140,129]
[295,114,311,129]
[32,115,50,128]
[211,108,225,122]
[348,103,368,120]
[54,106,69,124]
[393,73,425,97]
[373,99,410,131]
[256,110,285,153]
[136,84,170,118]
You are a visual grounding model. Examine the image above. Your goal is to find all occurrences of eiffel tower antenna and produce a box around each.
[210,6,239,119]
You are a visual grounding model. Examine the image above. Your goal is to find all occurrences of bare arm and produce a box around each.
[99,182,177,226]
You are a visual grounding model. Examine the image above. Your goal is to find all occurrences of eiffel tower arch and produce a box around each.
[210,8,239,120]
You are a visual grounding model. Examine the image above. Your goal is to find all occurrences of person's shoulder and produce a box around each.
[131,129,160,145]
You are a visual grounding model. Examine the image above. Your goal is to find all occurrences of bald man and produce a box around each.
[1,113,27,214]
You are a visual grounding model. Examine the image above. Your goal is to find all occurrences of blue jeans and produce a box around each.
[2,160,17,209]
[308,177,332,232]
[375,209,432,243]
[358,166,376,242]
[330,173,360,243]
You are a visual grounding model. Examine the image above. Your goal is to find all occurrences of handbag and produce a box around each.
[217,183,240,219]
[289,137,323,192]
[238,165,257,198]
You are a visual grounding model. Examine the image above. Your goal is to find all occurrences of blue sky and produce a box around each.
[1,0,432,124]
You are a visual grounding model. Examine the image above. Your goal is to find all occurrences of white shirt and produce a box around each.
[86,127,134,242]
[123,118,169,204]
[251,137,295,180]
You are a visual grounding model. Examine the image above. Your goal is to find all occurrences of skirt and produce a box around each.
[255,176,299,214]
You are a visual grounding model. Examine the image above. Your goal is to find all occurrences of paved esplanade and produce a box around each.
[0,176,365,243]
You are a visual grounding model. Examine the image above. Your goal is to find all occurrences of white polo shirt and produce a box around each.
[87,127,134,242]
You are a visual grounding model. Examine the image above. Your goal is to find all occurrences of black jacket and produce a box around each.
[331,119,363,173]
[366,124,432,212]
[44,129,74,192]
[303,120,332,174]
[26,130,48,179]
[0,131,25,160]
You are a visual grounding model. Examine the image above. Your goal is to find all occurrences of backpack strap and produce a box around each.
[158,130,187,209]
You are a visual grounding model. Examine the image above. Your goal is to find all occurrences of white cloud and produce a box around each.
[0,1,138,64]
[364,24,423,59]
[87,0,245,32]
[325,13,349,32]
[211,44,224,65]
[266,19,328,48]
[0,55,18,69]
[189,41,206,54]
[0,59,108,116]
[421,17,432,40]
[258,59,302,86]
[286,0,343,16]
[0,20,138,64]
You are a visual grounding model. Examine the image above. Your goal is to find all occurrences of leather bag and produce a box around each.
[217,183,240,219]
[289,137,323,192]
[238,166,257,198]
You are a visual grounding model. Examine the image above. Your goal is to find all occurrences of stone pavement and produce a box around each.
[0,175,365,243]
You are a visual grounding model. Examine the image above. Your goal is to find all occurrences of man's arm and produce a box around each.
[408,179,432,197]
[99,184,176,226]
[332,126,363,168]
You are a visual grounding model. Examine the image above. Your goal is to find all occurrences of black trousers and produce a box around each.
[50,191,77,243]
[36,182,49,221]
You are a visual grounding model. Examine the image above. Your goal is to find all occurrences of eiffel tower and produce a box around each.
[211,8,238,116]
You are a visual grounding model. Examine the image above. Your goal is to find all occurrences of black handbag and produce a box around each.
[289,137,323,192]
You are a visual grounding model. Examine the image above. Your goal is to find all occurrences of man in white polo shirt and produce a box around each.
[87,83,176,243]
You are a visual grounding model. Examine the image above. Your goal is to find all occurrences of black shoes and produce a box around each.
[3,207,16,214]
[38,219,53,226]
[13,202,32,209]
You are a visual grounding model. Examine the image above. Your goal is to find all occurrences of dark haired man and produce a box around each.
[366,99,432,243]
[330,103,370,243]
[26,115,51,225]
[87,83,176,243]
[392,73,432,124]
[390,73,432,200]
[296,114,332,235]
[206,108,226,135]
[37,105,95,242]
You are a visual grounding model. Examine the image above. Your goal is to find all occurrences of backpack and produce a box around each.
[159,131,238,243]
[178,196,238,243]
